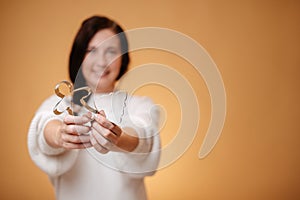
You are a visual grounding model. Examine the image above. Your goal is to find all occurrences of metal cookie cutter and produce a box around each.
[53,80,99,115]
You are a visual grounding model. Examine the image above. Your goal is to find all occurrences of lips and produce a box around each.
[92,69,109,78]
[100,70,110,77]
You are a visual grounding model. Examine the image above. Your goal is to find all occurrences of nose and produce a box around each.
[95,54,107,68]
[92,51,108,71]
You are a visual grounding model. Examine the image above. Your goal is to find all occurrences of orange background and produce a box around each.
[1,0,299,199]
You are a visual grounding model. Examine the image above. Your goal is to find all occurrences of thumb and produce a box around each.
[99,110,106,118]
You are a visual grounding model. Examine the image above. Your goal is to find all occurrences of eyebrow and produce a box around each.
[87,44,120,50]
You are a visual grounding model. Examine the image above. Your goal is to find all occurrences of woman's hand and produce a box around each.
[44,114,93,149]
[90,110,139,154]
[90,110,122,153]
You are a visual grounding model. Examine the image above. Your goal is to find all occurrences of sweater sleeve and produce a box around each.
[111,96,161,178]
[27,95,79,177]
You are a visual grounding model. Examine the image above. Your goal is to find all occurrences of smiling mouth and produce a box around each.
[94,69,109,78]
[100,70,109,77]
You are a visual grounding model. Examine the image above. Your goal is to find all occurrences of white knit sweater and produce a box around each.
[28,92,161,200]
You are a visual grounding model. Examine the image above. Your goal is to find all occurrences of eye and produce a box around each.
[86,47,97,53]
[106,48,117,55]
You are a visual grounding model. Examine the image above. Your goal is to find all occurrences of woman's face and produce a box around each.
[82,28,122,93]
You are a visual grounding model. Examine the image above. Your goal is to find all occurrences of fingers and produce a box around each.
[110,122,122,137]
[90,135,109,154]
[62,124,91,135]
[98,110,106,117]
[64,114,92,125]
[61,133,91,144]
[60,134,93,149]
[62,141,92,149]
[91,122,118,144]
[62,113,93,135]
[93,114,122,136]
[58,113,93,150]
[90,125,116,153]
[90,111,123,154]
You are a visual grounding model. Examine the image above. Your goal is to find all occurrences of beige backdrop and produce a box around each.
[0,0,299,199]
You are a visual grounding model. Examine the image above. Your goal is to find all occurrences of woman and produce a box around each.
[28,15,161,200]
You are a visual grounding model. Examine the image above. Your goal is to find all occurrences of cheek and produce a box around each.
[82,55,92,68]
[110,58,122,74]
[82,54,95,70]
[81,64,91,81]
